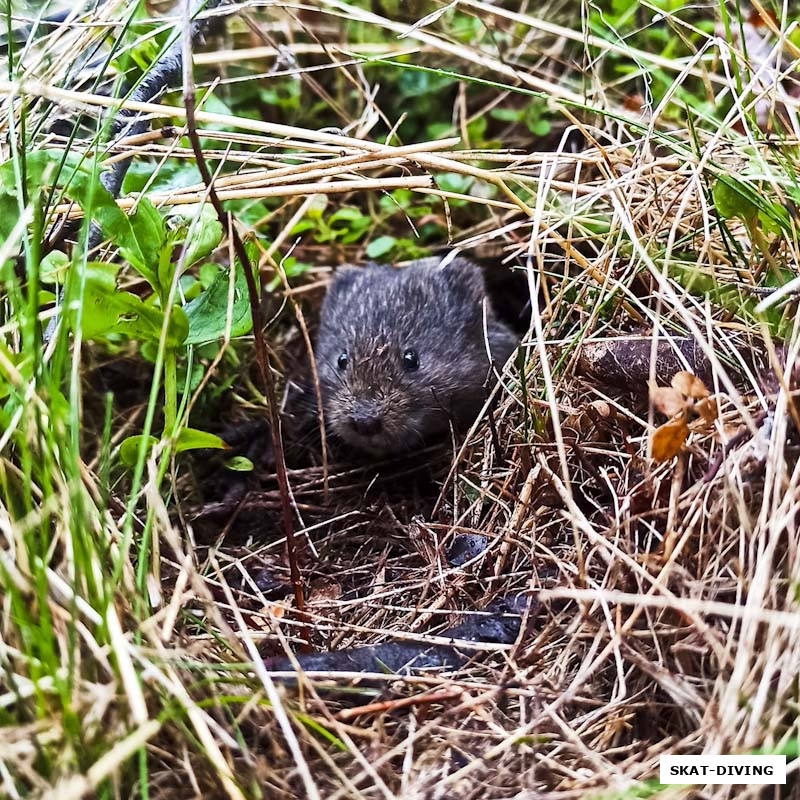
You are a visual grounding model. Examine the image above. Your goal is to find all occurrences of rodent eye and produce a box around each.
[337,352,349,370]
[402,349,420,371]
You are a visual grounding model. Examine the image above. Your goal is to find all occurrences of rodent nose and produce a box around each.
[349,410,383,437]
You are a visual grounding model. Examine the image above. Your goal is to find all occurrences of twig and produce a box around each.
[180,1,307,629]
[335,687,463,721]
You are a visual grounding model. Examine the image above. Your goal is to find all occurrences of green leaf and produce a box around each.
[0,151,162,287]
[175,428,229,453]
[198,262,220,289]
[528,118,551,137]
[174,204,224,267]
[40,251,70,284]
[289,219,316,235]
[123,197,164,282]
[489,107,523,123]
[224,456,254,472]
[328,206,371,244]
[183,249,254,346]
[671,263,788,337]
[712,178,758,222]
[120,429,228,467]
[71,262,188,346]
[122,159,203,195]
[120,434,158,467]
[436,172,473,194]
[185,208,223,266]
[758,206,791,236]
[366,235,397,259]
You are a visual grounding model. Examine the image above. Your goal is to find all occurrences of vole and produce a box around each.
[313,255,518,456]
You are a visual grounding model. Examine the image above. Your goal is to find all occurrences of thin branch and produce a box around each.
[179,0,307,626]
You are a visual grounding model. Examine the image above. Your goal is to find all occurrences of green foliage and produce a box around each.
[0,150,252,466]
[183,250,255,346]
[490,99,553,138]
[291,202,372,245]
[4,2,800,796]
[73,262,189,346]
[224,455,254,472]
[671,263,790,337]
[120,428,229,466]
[712,176,791,235]
[365,235,397,259]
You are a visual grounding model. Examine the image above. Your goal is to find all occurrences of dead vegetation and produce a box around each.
[0,1,799,798]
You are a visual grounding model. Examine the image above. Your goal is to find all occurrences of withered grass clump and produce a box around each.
[0,1,798,798]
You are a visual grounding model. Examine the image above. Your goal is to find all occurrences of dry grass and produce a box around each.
[1,0,799,798]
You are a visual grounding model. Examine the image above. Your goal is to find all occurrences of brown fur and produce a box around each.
[314,256,518,455]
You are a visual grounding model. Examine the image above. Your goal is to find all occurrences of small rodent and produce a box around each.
[313,255,518,456]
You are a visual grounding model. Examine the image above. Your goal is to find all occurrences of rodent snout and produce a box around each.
[348,405,383,438]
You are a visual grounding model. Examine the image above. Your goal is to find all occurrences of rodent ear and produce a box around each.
[324,265,361,303]
[439,256,486,302]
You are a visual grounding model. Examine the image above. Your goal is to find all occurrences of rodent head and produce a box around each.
[314,257,504,456]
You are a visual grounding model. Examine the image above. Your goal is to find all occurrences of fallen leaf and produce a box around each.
[308,578,343,604]
[651,417,689,461]
[695,396,719,424]
[671,370,709,399]
[589,400,613,419]
[650,384,686,418]
[268,603,286,620]
[624,94,645,112]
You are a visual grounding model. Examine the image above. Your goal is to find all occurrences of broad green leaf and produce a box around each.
[124,198,164,284]
[40,251,70,284]
[180,205,223,267]
[72,263,188,346]
[489,107,523,123]
[120,434,158,467]
[122,159,203,195]
[175,428,229,453]
[436,172,473,194]
[224,456,254,472]
[0,151,161,286]
[198,262,220,289]
[712,178,758,222]
[328,206,370,244]
[366,235,396,259]
[758,206,791,236]
[183,250,254,345]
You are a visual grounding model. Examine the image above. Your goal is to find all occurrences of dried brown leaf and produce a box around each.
[651,417,689,461]
[671,370,709,399]
[650,385,686,418]
[589,400,613,418]
[695,396,719,424]
[308,577,343,604]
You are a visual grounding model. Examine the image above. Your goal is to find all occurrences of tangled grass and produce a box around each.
[0,0,799,798]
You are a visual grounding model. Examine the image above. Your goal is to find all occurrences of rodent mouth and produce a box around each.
[340,427,395,456]
[327,401,435,456]
[330,417,409,456]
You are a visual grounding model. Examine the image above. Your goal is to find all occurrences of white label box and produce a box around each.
[660,755,786,785]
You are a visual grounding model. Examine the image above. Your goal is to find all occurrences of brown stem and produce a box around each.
[335,688,463,722]
[179,1,306,626]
